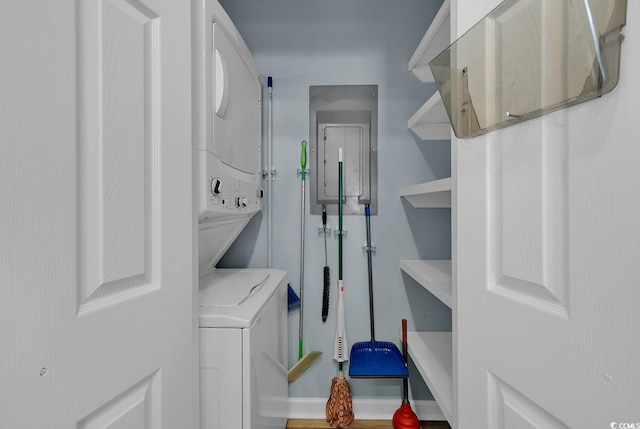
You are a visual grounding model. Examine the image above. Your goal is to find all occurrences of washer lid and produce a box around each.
[199,269,287,328]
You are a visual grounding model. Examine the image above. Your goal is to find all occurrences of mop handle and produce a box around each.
[338,148,344,372]
[365,204,375,341]
[338,148,343,280]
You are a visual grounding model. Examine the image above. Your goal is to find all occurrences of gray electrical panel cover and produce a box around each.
[309,85,378,215]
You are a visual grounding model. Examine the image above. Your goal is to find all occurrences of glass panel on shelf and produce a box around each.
[430,0,627,138]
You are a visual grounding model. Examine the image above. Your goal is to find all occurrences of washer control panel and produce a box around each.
[199,168,262,223]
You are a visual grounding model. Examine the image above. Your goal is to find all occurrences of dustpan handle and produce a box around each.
[365,204,375,341]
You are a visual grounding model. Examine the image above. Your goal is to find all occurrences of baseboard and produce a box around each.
[287,397,446,421]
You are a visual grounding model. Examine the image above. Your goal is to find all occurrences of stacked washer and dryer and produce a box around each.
[193,2,288,428]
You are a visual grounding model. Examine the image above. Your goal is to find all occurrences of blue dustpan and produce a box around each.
[348,205,408,379]
[349,341,408,378]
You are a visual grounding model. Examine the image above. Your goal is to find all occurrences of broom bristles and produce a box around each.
[287,284,300,309]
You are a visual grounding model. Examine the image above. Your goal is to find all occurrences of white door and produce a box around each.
[1,1,195,428]
[454,0,640,428]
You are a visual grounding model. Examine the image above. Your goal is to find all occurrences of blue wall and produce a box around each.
[218,0,451,400]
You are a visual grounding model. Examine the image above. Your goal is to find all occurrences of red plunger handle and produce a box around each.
[401,319,407,346]
[401,319,409,403]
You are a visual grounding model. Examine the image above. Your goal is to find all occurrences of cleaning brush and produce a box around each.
[321,205,330,322]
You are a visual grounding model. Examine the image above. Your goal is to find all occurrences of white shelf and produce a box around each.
[408,0,451,83]
[400,260,452,308]
[400,177,451,208]
[408,91,451,140]
[406,3,454,426]
[407,331,453,424]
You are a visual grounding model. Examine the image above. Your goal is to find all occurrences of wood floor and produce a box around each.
[286,419,451,428]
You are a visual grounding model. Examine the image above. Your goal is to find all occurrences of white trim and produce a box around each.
[287,398,446,421]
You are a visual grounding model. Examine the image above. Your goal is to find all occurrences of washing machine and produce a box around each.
[193,1,286,428]
[199,269,288,429]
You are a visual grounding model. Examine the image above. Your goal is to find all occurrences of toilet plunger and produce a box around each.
[392,319,420,429]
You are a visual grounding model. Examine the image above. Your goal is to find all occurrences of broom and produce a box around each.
[326,147,354,428]
[288,140,321,382]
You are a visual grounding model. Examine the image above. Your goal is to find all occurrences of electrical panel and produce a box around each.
[309,85,378,215]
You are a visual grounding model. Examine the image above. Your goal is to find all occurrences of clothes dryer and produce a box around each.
[193,0,263,274]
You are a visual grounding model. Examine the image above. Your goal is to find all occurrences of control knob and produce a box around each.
[210,178,222,196]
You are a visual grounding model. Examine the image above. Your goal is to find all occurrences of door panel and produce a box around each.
[1,2,77,426]
[488,374,569,429]
[489,126,569,315]
[78,371,160,429]
[75,0,194,427]
[77,0,159,308]
[456,100,573,428]
[486,123,572,420]
[0,0,194,427]
[456,0,640,427]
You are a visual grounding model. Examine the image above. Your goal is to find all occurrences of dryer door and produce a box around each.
[211,23,261,175]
